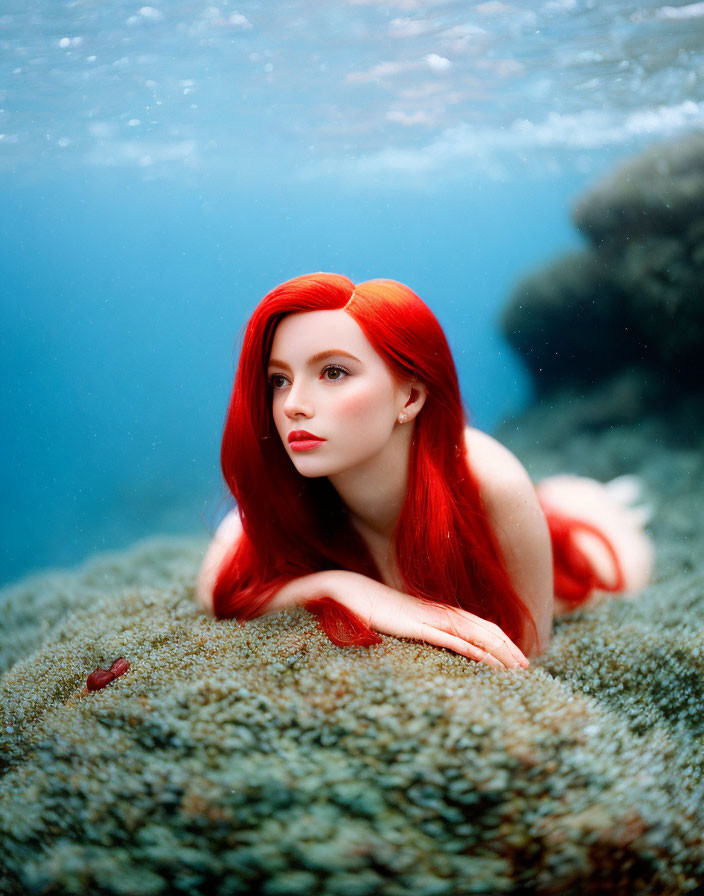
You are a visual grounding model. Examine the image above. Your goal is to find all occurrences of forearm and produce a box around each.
[263,570,344,614]
[198,540,385,620]
[264,568,529,669]
[263,569,399,621]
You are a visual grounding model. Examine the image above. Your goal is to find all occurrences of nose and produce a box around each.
[283,380,313,419]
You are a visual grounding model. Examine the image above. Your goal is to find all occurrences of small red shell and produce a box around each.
[86,669,115,691]
[110,657,130,678]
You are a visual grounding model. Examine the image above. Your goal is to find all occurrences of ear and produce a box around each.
[397,381,428,425]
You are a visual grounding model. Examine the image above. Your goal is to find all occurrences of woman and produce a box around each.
[196,273,653,669]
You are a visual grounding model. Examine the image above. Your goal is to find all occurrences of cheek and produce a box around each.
[332,383,395,424]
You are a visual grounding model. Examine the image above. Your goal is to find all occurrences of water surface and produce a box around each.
[1,0,702,585]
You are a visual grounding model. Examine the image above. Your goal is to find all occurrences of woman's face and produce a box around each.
[267,309,411,480]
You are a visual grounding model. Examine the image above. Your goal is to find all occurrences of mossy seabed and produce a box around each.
[2,409,704,895]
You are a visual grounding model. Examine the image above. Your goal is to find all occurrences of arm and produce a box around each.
[464,427,554,655]
[196,509,244,614]
[198,521,528,669]
[196,509,335,616]
[270,569,529,670]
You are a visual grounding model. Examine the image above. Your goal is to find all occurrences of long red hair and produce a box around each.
[214,273,538,652]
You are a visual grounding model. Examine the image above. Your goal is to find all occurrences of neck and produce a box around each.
[327,423,413,542]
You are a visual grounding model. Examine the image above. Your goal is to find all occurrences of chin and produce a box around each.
[292,466,328,479]
[287,456,331,479]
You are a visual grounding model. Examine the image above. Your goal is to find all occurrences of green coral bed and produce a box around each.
[2,394,704,895]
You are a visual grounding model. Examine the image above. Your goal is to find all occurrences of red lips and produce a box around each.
[287,430,326,453]
[288,430,324,444]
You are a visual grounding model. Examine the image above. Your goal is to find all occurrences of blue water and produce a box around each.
[2,0,703,586]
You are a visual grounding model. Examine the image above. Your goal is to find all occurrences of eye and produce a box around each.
[268,373,289,390]
[322,365,349,382]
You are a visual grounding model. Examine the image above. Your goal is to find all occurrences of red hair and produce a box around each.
[214,273,538,652]
[540,509,624,607]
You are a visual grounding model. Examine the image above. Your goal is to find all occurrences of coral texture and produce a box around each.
[501,133,704,395]
[1,395,704,895]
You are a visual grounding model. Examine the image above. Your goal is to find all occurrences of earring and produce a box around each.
[398,412,407,423]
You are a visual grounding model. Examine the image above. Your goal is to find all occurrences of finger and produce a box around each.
[417,622,515,670]
[440,609,529,669]
[415,603,529,668]
[419,605,516,667]
[453,610,530,667]
[424,603,524,660]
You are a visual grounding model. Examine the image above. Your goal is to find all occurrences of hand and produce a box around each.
[319,570,529,671]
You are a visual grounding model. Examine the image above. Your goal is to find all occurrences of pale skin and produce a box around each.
[196,310,652,668]
[197,309,651,668]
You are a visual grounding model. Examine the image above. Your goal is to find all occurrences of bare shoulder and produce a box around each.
[463,426,534,505]
[196,509,243,614]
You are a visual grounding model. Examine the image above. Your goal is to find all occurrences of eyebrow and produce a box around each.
[267,349,362,371]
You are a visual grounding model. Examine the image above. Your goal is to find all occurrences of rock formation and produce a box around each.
[501,133,704,399]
